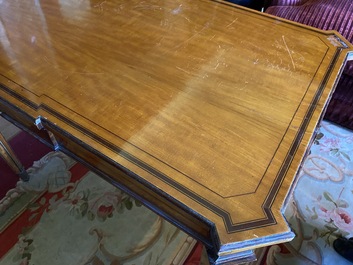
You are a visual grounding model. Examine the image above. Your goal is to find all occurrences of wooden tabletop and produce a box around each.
[0,0,351,263]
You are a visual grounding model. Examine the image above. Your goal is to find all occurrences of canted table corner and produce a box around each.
[0,0,352,264]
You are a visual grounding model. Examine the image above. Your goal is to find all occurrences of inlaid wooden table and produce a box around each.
[0,0,352,263]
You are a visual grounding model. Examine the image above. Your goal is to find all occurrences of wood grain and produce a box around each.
[0,0,351,263]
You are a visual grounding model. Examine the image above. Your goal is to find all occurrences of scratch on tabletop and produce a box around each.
[209,34,216,41]
[276,51,283,65]
[176,66,193,75]
[183,15,191,23]
[282,35,296,70]
[239,81,248,91]
[94,0,107,11]
[174,23,210,50]
[226,18,238,28]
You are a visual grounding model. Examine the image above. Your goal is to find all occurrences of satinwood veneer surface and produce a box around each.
[0,0,351,263]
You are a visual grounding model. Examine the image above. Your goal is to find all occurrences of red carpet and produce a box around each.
[0,130,204,264]
[0,131,52,199]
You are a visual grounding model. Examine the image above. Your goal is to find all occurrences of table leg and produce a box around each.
[0,132,29,181]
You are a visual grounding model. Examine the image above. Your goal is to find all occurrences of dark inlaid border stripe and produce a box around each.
[0,45,347,234]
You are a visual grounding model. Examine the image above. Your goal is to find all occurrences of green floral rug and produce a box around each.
[0,151,196,265]
[258,120,353,265]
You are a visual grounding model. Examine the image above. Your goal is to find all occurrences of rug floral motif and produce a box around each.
[0,151,196,265]
[264,120,353,265]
